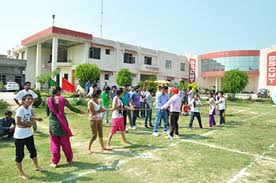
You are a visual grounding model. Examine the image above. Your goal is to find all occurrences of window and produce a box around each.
[180,63,185,71]
[104,74,109,80]
[165,60,172,69]
[0,75,6,84]
[105,49,110,55]
[144,56,152,65]
[123,53,135,64]
[89,47,101,59]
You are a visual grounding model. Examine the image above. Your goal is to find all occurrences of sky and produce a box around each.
[0,0,276,55]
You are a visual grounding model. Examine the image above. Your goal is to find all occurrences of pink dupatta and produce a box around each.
[47,96,73,137]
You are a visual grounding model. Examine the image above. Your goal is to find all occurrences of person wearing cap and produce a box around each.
[160,88,182,139]
[153,86,169,137]
[0,111,16,139]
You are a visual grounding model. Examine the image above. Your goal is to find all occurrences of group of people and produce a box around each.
[1,80,227,180]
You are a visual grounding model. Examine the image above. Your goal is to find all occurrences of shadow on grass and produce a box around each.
[31,161,103,182]
[0,138,14,149]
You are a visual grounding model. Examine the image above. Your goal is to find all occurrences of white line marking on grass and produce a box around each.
[227,143,276,183]
[241,111,271,122]
[201,130,218,137]
[181,139,276,162]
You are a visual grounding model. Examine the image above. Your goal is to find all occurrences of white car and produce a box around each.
[4,82,20,91]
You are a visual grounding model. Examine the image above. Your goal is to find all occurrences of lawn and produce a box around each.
[0,100,276,183]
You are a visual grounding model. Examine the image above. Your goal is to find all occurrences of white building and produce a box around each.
[13,26,189,89]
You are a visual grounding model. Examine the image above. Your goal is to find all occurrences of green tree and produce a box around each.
[116,68,133,86]
[222,70,249,99]
[74,64,100,87]
[187,82,198,92]
[137,81,145,88]
[36,69,60,85]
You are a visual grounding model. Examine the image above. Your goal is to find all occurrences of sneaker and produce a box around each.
[50,163,57,168]
[145,125,149,128]
[174,135,180,138]
[34,129,42,134]
[167,135,173,140]
[152,132,159,137]
[188,128,192,130]
[132,126,137,130]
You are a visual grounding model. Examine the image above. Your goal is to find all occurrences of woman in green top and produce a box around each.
[101,86,110,124]
[46,87,84,168]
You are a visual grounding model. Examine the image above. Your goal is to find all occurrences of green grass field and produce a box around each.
[0,101,276,183]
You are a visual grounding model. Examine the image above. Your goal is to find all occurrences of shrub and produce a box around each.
[116,68,133,87]
[0,99,10,111]
[71,97,87,106]
[32,89,42,108]
[0,81,4,90]
[137,81,145,88]
[144,80,157,95]
[74,64,100,87]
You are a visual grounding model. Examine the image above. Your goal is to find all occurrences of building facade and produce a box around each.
[0,54,27,88]
[14,26,189,89]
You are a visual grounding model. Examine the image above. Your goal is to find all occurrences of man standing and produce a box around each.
[140,87,147,118]
[153,86,169,137]
[130,86,141,129]
[14,81,40,133]
[144,88,153,128]
[87,83,98,98]
[101,86,111,124]
[84,80,92,94]
[0,111,15,139]
[121,86,131,129]
[161,88,182,139]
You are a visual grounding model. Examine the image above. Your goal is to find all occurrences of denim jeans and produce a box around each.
[219,109,225,124]
[153,109,168,132]
[131,108,140,127]
[101,107,109,123]
[144,109,152,126]
[140,102,145,117]
[189,112,203,128]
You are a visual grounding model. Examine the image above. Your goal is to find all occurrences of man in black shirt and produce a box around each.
[0,111,15,139]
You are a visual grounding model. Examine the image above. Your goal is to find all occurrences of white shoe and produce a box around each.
[174,135,180,138]
[167,135,173,140]
[132,126,137,130]
[163,131,167,134]
[152,132,159,137]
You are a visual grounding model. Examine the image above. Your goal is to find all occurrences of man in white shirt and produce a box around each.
[216,91,226,124]
[14,81,40,133]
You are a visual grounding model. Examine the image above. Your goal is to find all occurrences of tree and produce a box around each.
[137,81,145,88]
[116,68,133,86]
[74,64,100,87]
[187,82,198,92]
[222,70,249,99]
[36,69,60,85]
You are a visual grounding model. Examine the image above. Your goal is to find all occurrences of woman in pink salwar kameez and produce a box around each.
[46,87,84,168]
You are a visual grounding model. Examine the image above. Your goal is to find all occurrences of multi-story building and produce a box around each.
[12,26,189,89]
[0,54,27,88]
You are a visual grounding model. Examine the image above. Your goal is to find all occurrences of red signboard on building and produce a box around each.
[189,58,196,83]
[267,51,276,86]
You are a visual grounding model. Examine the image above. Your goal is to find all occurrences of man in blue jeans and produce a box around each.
[153,86,169,137]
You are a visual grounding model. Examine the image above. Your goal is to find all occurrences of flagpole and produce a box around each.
[100,0,103,37]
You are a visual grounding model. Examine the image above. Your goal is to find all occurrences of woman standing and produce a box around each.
[14,94,43,179]
[46,87,84,168]
[106,88,130,149]
[188,93,203,130]
[207,93,216,127]
[88,89,109,153]
[216,91,226,124]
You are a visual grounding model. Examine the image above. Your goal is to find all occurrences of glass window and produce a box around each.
[166,60,172,69]
[144,56,152,65]
[124,53,135,64]
[105,49,111,55]
[89,47,101,59]
[180,63,185,71]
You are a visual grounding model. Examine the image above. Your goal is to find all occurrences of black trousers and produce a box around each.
[170,112,180,137]
[189,112,203,128]
[219,109,225,124]
[131,108,140,126]
[15,135,37,163]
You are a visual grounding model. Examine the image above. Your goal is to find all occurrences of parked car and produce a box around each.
[257,88,270,98]
[4,82,20,91]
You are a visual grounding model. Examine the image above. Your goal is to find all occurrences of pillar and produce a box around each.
[35,43,42,89]
[51,37,58,80]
